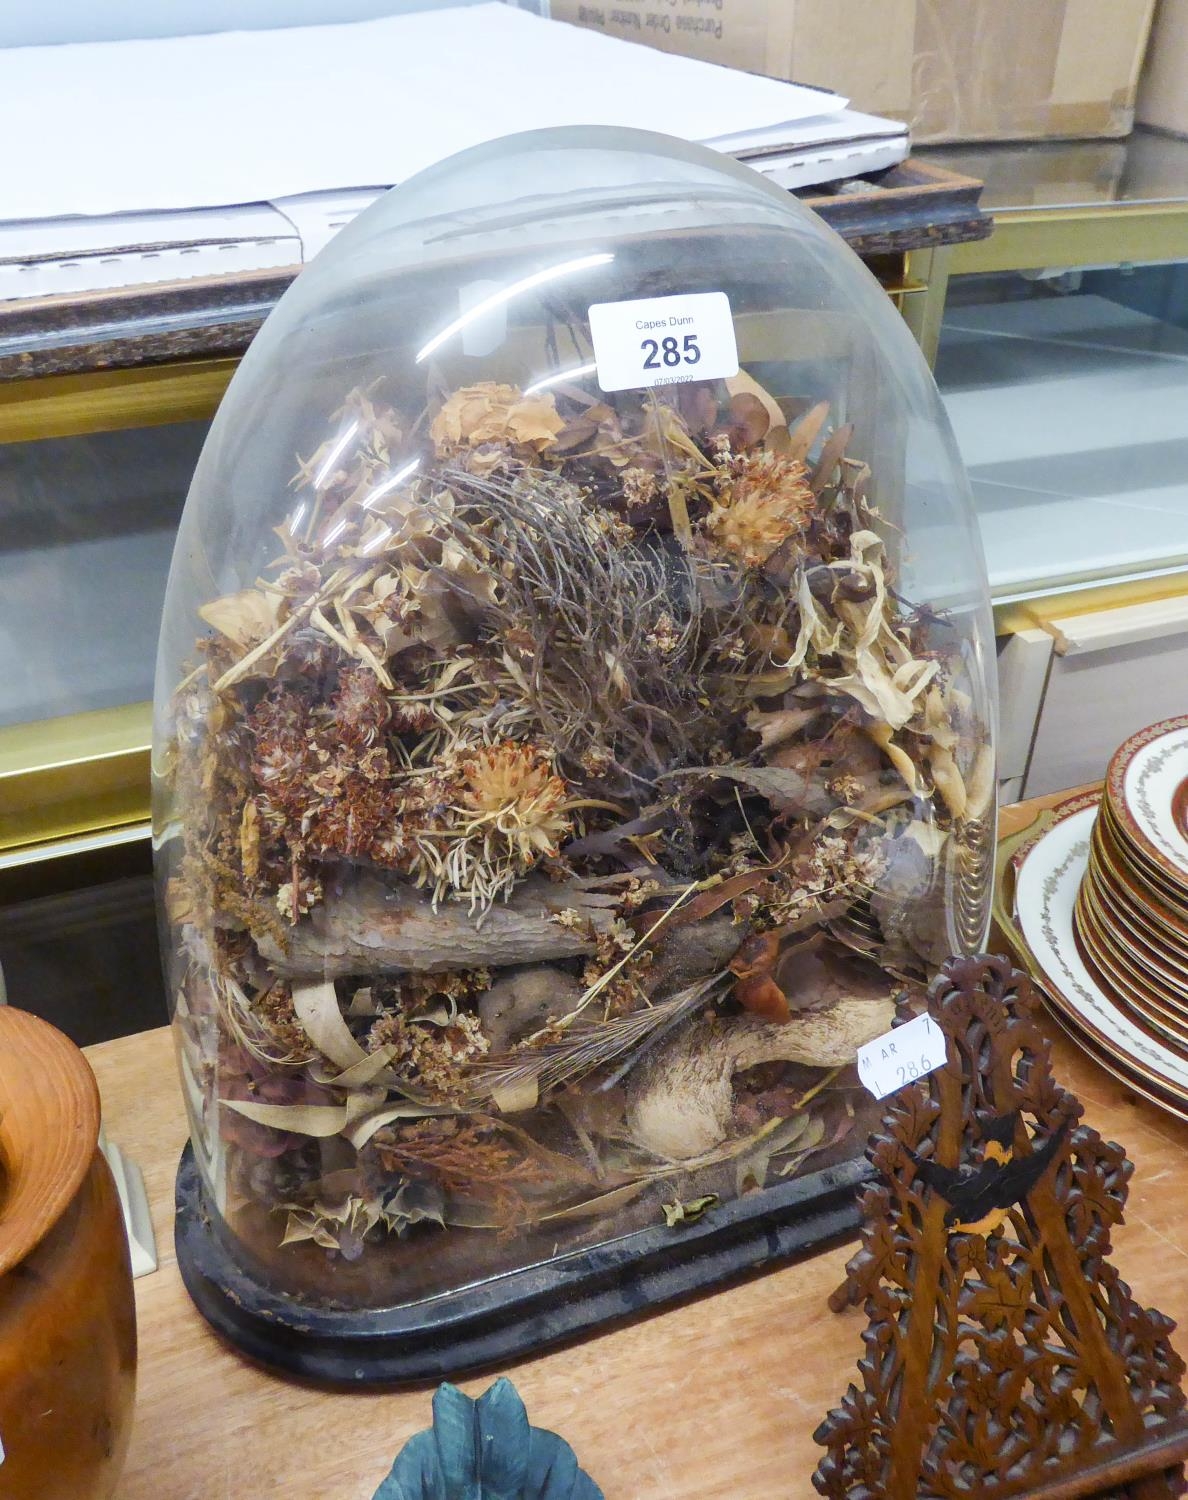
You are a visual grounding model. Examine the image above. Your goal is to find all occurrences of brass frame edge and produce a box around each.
[994,571,1188,636]
[0,820,151,872]
[951,202,1188,276]
[0,701,152,851]
[0,357,238,443]
[902,246,954,365]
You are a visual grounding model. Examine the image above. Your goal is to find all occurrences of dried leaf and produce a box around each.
[507,396,569,449]
[735,1111,815,1194]
[312,1044,398,1090]
[725,370,785,436]
[292,978,366,1071]
[775,1114,827,1175]
[280,1179,445,1253]
[964,743,996,822]
[785,400,830,463]
[661,1194,719,1227]
[222,1098,349,1136]
[430,383,564,456]
[830,655,937,731]
[663,764,833,816]
[922,685,959,751]
[725,392,772,446]
[199,588,281,648]
[929,740,967,819]
[866,722,925,796]
[746,705,819,751]
[346,1100,458,1151]
[809,422,854,493]
[491,1076,540,1114]
[672,864,779,926]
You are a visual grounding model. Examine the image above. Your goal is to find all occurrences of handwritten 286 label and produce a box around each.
[857,1013,946,1101]
[587,291,739,394]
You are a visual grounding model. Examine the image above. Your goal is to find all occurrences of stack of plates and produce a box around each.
[1075,719,1188,1052]
[1003,717,1188,1121]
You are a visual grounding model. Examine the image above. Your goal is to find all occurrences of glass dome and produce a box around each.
[155,127,994,1324]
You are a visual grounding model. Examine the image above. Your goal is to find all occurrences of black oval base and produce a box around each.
[174,1142,869,1387]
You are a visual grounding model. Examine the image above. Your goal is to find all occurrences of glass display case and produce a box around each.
[0,379,222,1047]
[0,422,207,729]
[154,125,995,1380]
[0,364,231,858]
[922,131,1188,802]
[926,132,1188,605]
[939,260,1188,599]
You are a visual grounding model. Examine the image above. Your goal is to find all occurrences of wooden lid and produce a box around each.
[0,1008,101,1275]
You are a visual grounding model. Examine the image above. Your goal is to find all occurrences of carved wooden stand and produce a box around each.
[813,953,1188,1500]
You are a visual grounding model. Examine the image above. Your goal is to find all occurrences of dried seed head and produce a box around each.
[410,740,575,913]
[705,452,815,568]
[455,740,572,857]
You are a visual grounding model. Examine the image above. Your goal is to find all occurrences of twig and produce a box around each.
[520,880,702,1045]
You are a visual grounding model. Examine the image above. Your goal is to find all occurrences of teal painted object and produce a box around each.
[373,1379,604,1500]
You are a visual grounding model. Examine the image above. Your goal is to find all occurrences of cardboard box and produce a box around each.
[1138,0,1188,136]
[547,0,1157,142]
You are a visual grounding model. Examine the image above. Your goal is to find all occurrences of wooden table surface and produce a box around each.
[87,789,1188,1500]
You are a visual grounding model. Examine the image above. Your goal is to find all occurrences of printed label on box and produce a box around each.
[857,1013,946,1100]
[587,291,738,393]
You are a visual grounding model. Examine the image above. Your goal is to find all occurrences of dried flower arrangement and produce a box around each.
[160,370,992,1286]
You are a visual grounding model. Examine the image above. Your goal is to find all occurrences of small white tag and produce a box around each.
[587,291,738,393]
[857,1013,946,1101]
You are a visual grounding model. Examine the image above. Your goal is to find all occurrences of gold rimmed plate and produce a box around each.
[1090,814,1188,969]
[1175,775,1188,843]
[1080,864,1188,1002]
[1087,833,1188,962]
[1073,886,1188,1050]
[1042,1001,1188,1127]
[1000,789,1188,1115]
[1104,716,1188,892]
[1098,797,1188,918]
[1075,886,1188,1031]
[1079,861,1188,998]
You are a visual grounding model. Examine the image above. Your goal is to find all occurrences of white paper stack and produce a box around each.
[0,3,908,302]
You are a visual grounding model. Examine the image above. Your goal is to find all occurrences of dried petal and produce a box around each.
[199,588,282,648]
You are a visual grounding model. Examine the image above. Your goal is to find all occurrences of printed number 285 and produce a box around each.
[641,334,701,370]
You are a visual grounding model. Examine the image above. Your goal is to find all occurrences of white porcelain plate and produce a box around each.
[1112,718,1188,886]
[1012,793,1188,1100]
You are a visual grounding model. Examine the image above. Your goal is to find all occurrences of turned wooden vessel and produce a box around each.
[0,1007,137,1499]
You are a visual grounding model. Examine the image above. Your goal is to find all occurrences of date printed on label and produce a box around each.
[587,291,738,394]
[857,1013,946,1101]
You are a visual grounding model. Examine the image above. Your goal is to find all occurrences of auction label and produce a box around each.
[588,291,738,393]
[857,1013,946,1101]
